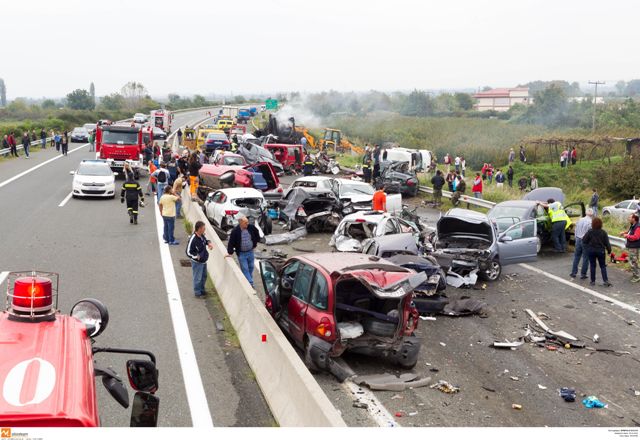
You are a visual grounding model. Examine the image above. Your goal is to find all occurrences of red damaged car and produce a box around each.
[259,253,426,377]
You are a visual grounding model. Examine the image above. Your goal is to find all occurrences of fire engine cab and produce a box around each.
[150,109,172,133]
[0,272,160,427]
[96,125,144,178]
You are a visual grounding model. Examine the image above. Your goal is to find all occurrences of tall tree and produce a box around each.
[121,81,148,110]
[66,89,95,110]
[0,78,6,106]
[99,93,125,111]
[89,82,96,105]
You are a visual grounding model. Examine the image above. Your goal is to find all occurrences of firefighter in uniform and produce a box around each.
[362,146,373,183]
[539,198,571,252]
[302,153,314,176]
[121,176,145,224]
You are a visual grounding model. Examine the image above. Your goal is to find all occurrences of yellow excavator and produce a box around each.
[295,127,363,155]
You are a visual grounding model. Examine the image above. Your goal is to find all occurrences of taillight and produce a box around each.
[406,179,416,186]
[297,206,307,217]
[355,218,366,223]
[316,317,332,338]
[225,210,239,216]
[277,186,283,193]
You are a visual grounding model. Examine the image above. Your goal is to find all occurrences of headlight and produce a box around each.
[70,298,109,337]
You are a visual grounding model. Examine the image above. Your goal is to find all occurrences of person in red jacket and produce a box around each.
[621,213,640,282]
[472,172,483,199]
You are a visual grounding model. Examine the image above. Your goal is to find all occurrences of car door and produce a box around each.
[497,220,538,265]
[564,202,585,221]
[212,192,227,226]
[205,192,220,223]
[287,263,314,344]
[259,260,281,313]
[305,270,333,340]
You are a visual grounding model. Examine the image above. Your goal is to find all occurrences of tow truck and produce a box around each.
[0,271,160,427]
[96,124,144,178]
[150,109,173,133]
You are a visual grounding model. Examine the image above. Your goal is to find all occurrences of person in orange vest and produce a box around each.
[372,183,387,212]
[146,160,158,196]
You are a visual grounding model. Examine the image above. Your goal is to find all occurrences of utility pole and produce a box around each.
[588,80,605,132]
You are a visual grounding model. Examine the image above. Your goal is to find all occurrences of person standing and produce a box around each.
[362,146,372,183]
[507,166,514,188]
[188,153,202,200]
[621,213,640,283]
[152,162,170,203]
[372,183,387,212]
[40,128,46,149]
[431,170,445,206]
[460,156,466,177]
[508,148,515,164]
[173,172,185,219]
[454,155,461,173]
[530,173,539,190]
[444,153,451,172]
[88,129,95,152]
[8,132,17,157]
[372,144,382,181]
[539,199,572,252]
[560,148,568,167]
[186,221,213,297]
[226,216,260,287]
[300,135,308,154]
[589,189,599,217]
[519,145,527,162]
[177,128,183,145]
[472,173,483,199]
[445,170,455,192]
[582,217,612,287]
[570,208,593,279]
[54,132,61,152]
[495,169,505,188]
[120,175,145,224]
[49,129,55,148]
[570,146,577,165]
[21,132,30,158]
[61,131,69,156]
[159,186,181,245]
[303,152,314,176]
[451,173,466,207]
[2,135,10,156]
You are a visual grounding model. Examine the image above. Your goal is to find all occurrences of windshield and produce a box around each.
[155,116,163,127]
[77,163,112,176]
[293,181,317,188]
[341,183,374,196]
[102,130,138,145]
[207,133,228,141]
[73,128,86,133]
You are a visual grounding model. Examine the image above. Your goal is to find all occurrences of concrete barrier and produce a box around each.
[181,194,346,427]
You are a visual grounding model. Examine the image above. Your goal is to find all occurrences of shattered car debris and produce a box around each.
[431,208,538,283]
[259,253,426,377]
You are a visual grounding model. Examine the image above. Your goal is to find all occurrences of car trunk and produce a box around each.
[333,221,376,252]
[436,216,494,251]
[333,269,426,345]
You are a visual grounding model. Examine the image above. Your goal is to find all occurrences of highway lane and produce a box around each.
[0,108,224,426]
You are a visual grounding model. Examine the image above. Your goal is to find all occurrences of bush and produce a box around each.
[595,156,640,199]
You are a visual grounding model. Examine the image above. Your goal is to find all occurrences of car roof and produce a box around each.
[297,252,390,274]
[492,200,537,208]
[342,211,388,222]
[218,187,264,198]
[444,208,489,222]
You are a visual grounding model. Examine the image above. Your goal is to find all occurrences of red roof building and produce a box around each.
[473,87,531,112]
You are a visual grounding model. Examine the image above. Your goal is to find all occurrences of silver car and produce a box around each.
[602,200,639,219]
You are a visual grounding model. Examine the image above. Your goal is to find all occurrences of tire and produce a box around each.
[479,258,502,281]
[396,339,420,369]
[362,318,397,337]
[263,215,273,235]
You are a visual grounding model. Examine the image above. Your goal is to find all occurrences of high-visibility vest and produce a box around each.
[549,204,571,229]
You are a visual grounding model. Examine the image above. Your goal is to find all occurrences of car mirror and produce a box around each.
[126,359,159,393]
[130,392,159,427]
[499,235,513,243]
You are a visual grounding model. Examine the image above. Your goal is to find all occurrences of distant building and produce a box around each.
[569,96,605,104]
[473,87,531,112]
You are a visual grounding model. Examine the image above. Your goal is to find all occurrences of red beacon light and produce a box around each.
[6,271,58,321]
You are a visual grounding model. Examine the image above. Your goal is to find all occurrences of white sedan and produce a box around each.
[70,160,117,198]
[204,187,271,237]
[602,200,639,219]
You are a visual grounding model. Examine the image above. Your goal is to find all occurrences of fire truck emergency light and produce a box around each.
[12,276,53,313]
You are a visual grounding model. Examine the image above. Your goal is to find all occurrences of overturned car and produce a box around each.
[430,208,538,283]
[259,253,426,375]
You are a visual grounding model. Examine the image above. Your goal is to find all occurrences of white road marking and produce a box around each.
[58,192,73,207]
[342,380,399,427]
[520,263,640,315]
[0,272,9,287]
[0,143,89,190]
[152,198,214,427]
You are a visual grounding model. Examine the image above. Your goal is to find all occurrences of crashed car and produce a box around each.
[203,187,272,238]
[379,160,419,197]
[259,253,426,374]
[330,211,424,252]
[362,233,447,314]
[431,208,538,283]
[237,138,285,177]
[197,162,283,203]
[278,187,343,233]
[284,176,374,214]
[488,187,585,252]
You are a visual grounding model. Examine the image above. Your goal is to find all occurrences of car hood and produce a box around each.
[436,214,494,241]
[341,193,373,204]
[74,174,114,184]
[334,264,427,299]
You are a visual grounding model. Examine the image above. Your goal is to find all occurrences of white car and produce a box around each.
[203,187,271,237]
[285,176,374,213]
[329,211,421,252]
[70,160,117,198]
[133,113,148,123]
[602,200,639,219]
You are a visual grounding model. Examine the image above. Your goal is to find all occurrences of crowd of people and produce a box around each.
[2,128,76,158]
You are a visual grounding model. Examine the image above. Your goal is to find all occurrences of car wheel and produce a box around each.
[263,215,273,235]
[602,210,610,217]
[480,259,502,281]
[362,318,397,337]
[303,337,319,373]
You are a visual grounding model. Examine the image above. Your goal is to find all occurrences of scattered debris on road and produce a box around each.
[264,226,307,245]
[582,396,607,408]
[560,387,576,402]
[525,309,578,341]
[440,297,487,317]
[511,403,523,410]
[353,373,432,392]
[492,339,525,350]
[430,380,460,394]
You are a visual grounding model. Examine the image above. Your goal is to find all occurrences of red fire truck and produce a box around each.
[96,124,144,178]
[150,109,173,133]
[0,271,160,427]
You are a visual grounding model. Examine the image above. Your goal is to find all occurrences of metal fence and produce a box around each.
[418,184,627,249]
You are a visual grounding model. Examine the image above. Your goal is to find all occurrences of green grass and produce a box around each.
[183,218,193,234]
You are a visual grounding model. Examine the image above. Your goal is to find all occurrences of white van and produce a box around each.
[383,148,432,172]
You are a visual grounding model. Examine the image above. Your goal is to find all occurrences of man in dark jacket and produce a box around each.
[582,217,612,287]
[120,176,145,224]
[226,216,260,287]
[21,132,30,158]
[186,221,213,297]
[40,128,47,149]
[430,170,445,206]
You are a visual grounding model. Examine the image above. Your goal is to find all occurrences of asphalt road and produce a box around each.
[251,174,640,427]
[0,108,273,427]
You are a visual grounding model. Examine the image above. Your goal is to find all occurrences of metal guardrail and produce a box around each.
[418,184,627,249]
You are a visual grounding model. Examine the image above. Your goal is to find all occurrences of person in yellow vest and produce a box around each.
[538,198,572,253]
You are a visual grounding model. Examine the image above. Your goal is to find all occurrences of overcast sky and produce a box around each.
[2,0,638,99]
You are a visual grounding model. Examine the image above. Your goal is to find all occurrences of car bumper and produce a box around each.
[73,184,116,197]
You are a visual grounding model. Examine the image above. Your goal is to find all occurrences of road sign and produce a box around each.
[265,99,278,110]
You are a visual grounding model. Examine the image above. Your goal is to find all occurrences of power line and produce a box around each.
[588,80,605,132]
